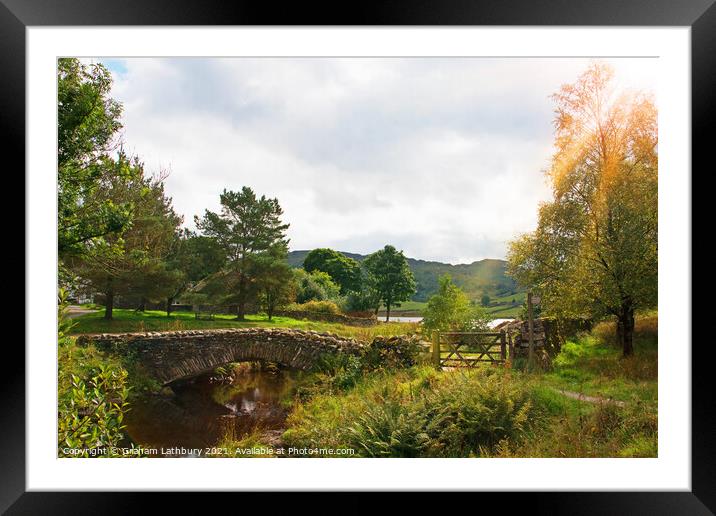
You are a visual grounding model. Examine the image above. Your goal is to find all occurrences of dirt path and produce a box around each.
[555,389,626,407]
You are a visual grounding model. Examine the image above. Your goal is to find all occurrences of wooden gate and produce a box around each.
[432,331,507,368]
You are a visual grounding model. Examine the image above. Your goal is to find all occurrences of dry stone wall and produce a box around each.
[77,328,364,385]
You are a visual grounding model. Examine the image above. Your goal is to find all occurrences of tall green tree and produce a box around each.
[70,162,183,319]
[507,63,657,356]
[195,187,290,320]
[303,248,361,294]
[363,245,416,322]
[58,58,137,259]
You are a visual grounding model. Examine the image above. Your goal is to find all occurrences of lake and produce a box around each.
[381,316,515,327]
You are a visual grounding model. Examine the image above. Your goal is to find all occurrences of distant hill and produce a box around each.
[287,250,521,302]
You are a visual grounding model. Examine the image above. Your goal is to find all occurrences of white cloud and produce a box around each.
[102,57,657,264]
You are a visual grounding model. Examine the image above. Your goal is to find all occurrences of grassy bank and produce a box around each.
[542,313,658,403]
[277,313,658,458]
[70,308,419,341]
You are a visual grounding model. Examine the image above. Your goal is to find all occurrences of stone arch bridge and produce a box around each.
[77,328,364,385]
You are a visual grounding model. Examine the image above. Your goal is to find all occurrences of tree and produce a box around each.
[293,268,341,304]
[343,267,382,313]
[480,293,491,307]
[507,62,657,356]
[195,187,290,320]
[163,229,226,315]
[116,176,183,314]
[303,248,362,294]
[58,58,137,259]
[69,162,182,319]
[423,275,489,333]
[363,245,416,322]
[255,254,296,321]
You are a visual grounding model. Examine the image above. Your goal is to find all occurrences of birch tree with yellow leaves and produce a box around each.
[508,62,657,356]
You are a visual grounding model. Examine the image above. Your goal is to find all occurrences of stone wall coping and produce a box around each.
[77,327,363,346]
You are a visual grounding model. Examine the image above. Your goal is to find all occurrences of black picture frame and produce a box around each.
[4,0,709,512]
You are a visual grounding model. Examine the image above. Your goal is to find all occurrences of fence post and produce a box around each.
[432,331,441,368]
[500,331,507,362]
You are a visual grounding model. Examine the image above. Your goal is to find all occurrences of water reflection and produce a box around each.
[125,367,294,456]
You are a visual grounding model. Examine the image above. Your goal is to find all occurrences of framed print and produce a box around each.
[5,0,712,512]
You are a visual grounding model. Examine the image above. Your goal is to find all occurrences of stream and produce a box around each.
[124,368,295,456]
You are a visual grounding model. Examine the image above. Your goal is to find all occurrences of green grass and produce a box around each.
[499,313,658,457]
[541,314,658,404]
[482,304,522,317]
[384,300,428,311]
[69,308,419,342]
[379,297,523,318]
[378,300,427,316]
[489,291,527,305]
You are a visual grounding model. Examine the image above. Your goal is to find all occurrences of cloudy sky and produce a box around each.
[96,57,657,264]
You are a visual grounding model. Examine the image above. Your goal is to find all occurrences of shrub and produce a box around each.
[362,335,427,370]
[341,289,379,312]
[57,362,131,457]
[57,288,133,457]
[283,367,537,457]
[293,268,341,304]
[311,335,426,393]
[307,353,364,393]
[422,370,533,456]
[287,300,341,314]
[344,395,431,457]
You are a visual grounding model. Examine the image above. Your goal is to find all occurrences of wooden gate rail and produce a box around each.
[432,331,507,368]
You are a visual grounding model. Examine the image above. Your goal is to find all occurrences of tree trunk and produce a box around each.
[385,301,391,322]
[166,296,174,316]
[235,272,247,320]
[617,302,635,357]
[136,298,147,312]
[104,290,114,320]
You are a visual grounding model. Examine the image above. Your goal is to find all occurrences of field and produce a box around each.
[378,300,428,316]
[380,293,524,318]
[482,303,522,318]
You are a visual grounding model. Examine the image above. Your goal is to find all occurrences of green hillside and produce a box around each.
[287,250,522,303]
